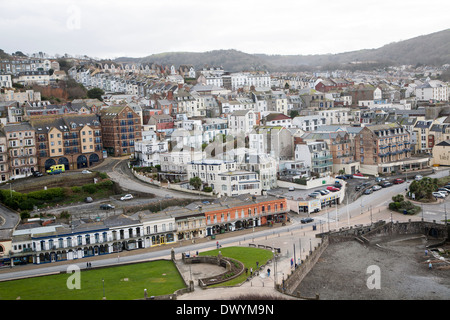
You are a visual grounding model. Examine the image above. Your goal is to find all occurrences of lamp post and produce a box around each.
[102,278,105,299]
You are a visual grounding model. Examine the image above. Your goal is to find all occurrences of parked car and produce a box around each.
[288,186,295,191]
[344,174,353,179]
[82,170,92,174]
[327,186,340,192]
[32,171,43,177]
[415,175,423,181]
[336,175,347,180]
[85,197,93,203]
[432,192,446,199]
[308,192,321,198]
[334,182,343,188]
[375,177,386,182]
[372,185,382,191]
[355,184,363,191]
[437,188,449,194]
[318,190,328,195]
[120,194,133,201]
[364,188,373,195]
[353,173,364,177]
[393,178,404,184]
[301,217,314,224]
[381,181,393,188]
[100,204,115,210]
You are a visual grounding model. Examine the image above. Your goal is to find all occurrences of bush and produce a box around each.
[71,186,82,193]
[203,186,213,192]
[82,184,97,194]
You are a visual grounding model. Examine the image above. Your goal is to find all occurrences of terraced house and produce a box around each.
[7,194,287,265]
[30,114,103,172]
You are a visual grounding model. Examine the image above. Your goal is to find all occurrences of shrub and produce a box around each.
[82,184,97,194]
[71,186,82,193]
[203,186,213,192]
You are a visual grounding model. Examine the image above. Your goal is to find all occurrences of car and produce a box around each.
[82,170,92,174]
[437,188,449,194]
[301,217,314,224]
[381,181,393,188]
[440,187,450,193]
[444,184,450,189]
[85,197,93,203]
[334,182,343,188]
[318,190,328,195]
[415,175,423,181]
[393,178,404,184]
[335,175,347,180]
[308,192,320,198]
[344,174,353,179]
[372,185,382,191]
[288,186,295,191]
[120,194,133,201]
[100,204,115,210]
[353,173,364,177]
[375,177,386,182]
[327,186,340,192]
[32,171,43,177]
[364,188,373,195]
[355,184,363,191]
[432,192,446,199]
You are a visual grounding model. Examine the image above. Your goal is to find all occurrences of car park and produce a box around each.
[372,185,382,191]
[364,188,373,195]
[393,178,404,184]
[100,204,115,210]
[120,194,133,201]
[301,217,314,224]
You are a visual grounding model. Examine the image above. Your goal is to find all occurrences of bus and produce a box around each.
[46,164,65,175]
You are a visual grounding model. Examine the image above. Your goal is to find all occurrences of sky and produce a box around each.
[1,0,449,60]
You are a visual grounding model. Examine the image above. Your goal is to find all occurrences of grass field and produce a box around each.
[199,246,273,287]
[0,260,186,300]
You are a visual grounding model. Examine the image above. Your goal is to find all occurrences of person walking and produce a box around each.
[250,267,253,276]
[267,268,271,277]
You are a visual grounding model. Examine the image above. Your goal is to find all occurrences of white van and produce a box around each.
[415,175,423,181]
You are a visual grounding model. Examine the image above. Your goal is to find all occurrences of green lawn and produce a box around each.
[199,246,273,287]
[0,260,186,300]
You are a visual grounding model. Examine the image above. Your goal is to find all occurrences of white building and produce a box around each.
[415,80,449,101]
[292,115,327,132]
[228,110,257,135]
[0,74,12,88]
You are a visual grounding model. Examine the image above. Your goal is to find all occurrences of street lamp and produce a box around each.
[102,278,105,299]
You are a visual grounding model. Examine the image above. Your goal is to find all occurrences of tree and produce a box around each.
[87,87,105,101]
[189,177,202,190]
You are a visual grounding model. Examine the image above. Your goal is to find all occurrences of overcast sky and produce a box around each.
[1,0,449,60]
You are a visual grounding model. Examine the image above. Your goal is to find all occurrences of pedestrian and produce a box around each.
[256,261,259,268]
[425,249,428,256]
[250,267,253,276]
[429,262,432,270]
[267,268,271,277]
[245,267,248,275]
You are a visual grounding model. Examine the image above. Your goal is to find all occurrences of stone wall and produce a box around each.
[280,236,329,296]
